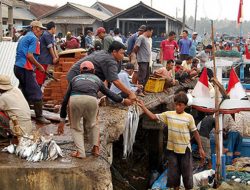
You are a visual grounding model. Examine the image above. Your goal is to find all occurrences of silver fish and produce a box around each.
[123,105,139,158]
[47,141,58,161]
[41,142,49,160]
[2,144,16,154]
[55,143,64,157]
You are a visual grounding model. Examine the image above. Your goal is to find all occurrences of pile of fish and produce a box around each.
[2,135,64,162]
[123,105,139,158]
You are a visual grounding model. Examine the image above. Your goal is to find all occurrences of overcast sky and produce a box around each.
[28,0,250,21]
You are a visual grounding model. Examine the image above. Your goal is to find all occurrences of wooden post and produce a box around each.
[211,20,221,182]
[194,0,198,31]
[8,6,14,39]
[182,0,186,31]
[0,1,2,41]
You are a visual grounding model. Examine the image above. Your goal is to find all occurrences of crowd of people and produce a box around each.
[0,20,248,190]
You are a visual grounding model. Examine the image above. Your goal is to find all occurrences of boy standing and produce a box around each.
[137,92,205,190]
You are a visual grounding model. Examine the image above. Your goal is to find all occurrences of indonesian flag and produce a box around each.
[237,0,243,24]
[192,67,210,98]
[227,68,246,99]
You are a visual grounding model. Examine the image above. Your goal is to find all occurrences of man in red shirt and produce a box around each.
[160,31,178,67]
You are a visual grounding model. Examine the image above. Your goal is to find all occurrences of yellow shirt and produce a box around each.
[156,111,197,154]
[181,60,192,70]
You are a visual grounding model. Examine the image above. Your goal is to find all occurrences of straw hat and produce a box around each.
[0,75,13,90]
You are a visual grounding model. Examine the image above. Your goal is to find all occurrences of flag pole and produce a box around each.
[211,20,221,183]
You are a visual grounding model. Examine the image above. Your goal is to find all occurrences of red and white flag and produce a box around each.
[227,68,246,99]
[237,0,243,24]
[192,67,210,98]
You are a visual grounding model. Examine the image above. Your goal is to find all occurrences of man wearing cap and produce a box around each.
[67,41,137,101]
[94,27,114,51]
[58,61,131,158]
[36,21,59,86]
[127,25,146,63]
[133,25,154,92]
[14,20,50,124]
[189,32,198,57]
[0,75,33,137]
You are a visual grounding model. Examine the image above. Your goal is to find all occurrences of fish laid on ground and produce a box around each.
[2,135,64,162]
[2,144,16,154]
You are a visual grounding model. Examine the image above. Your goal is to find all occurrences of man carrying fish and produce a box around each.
[0,75,33,137]
[58,61,132,158]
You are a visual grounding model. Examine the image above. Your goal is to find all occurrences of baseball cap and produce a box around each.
[80,61,95,71]
[96,27,106,35]
[138,25,146,32]
[30,20,47,30]
[192,32,198,35]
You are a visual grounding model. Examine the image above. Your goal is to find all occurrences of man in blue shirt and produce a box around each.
[14,20,50,124]
[110,63,142,97]
[36,21,58,86]
[85,30,93,49]
[179,30,192,61]
[189,32,198,57]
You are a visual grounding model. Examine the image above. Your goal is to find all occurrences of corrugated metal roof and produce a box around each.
[40,18,96,25]
[2,5,36,20]
[91,2,123,16]
[28,1,57,18]
[68,3,110,21]
[39,2,110,21]
[0,42,19,87]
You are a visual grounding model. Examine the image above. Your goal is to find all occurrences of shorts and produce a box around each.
[166,148,193,189]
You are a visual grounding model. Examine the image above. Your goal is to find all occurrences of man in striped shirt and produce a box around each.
[137,92,205,190]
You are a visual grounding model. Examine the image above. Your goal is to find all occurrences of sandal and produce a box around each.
[71,151,86,159]
[92,146,100,157]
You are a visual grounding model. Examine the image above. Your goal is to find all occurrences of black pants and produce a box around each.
[166,148,193,189]
[138,62,150,87]
[180,54,189,61]
[14,66,42,102]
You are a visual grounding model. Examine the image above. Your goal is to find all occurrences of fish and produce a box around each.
[54,143,64,157]
[41,143,48,160]
[3,135,63,162]
[47,140,58,161]
[123,105,139,158]
[2,144,16,154]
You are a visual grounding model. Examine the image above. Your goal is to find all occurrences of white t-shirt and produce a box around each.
[113,35,123,44]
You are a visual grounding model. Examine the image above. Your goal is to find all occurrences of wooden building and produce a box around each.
[39,2,110,36]
[104,1,188,37]
[91,1,123,16]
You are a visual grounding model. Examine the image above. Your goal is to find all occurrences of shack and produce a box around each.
[104,1,187,37]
